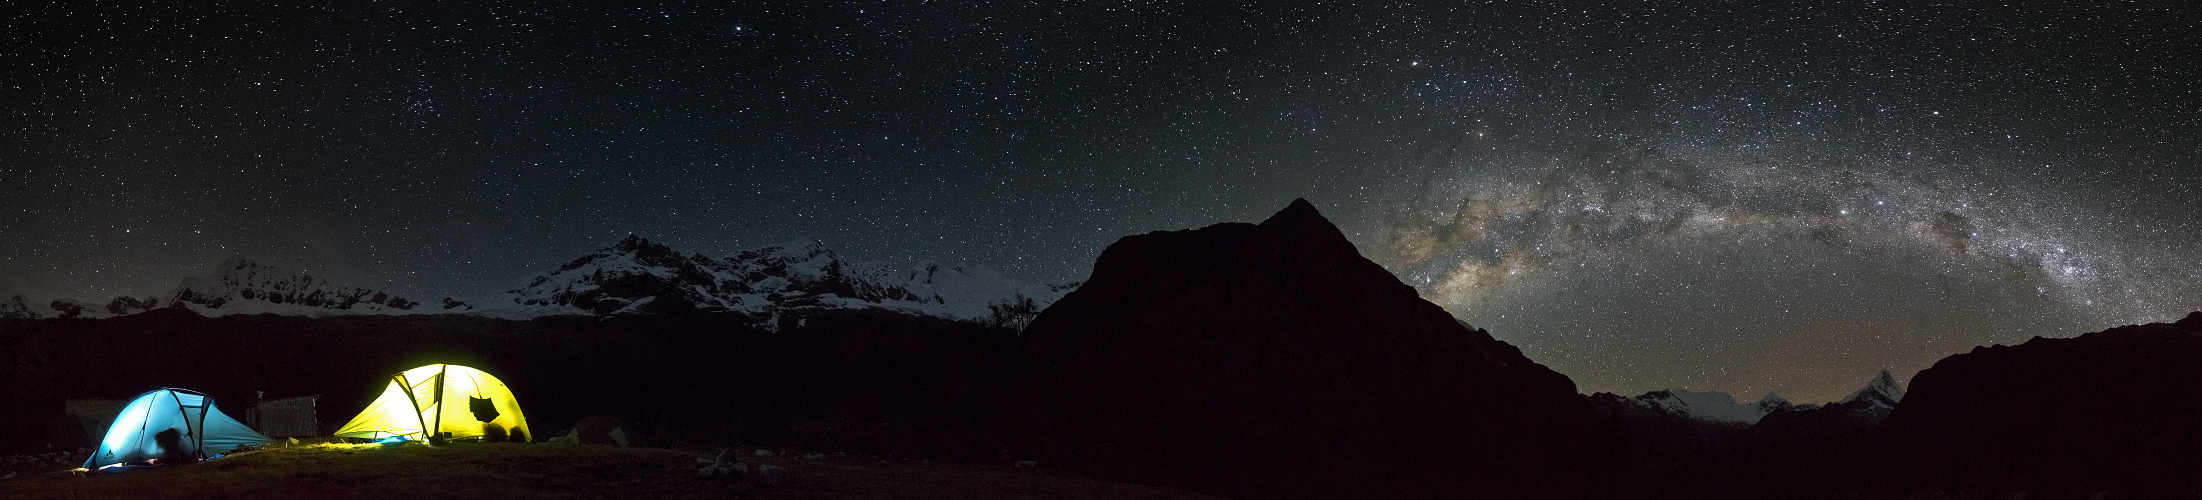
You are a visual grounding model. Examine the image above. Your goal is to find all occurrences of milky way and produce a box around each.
[1361,122,2202,401]
[5,1,2197,402]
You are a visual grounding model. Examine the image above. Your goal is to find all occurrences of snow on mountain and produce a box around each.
[1753,391,1805,414]
[1,293,163,319]
[164,257,427,317]
[474,235,1076,328]
[1606,388,1791,425]
[1835,369,1906,409]
[0,294,48,319]
[1752,370,1909,436]
[1597,372,1906,427]
[6,237,1070,325]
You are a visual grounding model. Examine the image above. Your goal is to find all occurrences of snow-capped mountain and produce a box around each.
[473,235,1076,328]
[1593,370,1907,428]
[164,257,426,316]
[4,236,1073,326]
[3,259,427,319]
[1753,369,1908,438]
[0,294,51,319]
[1,294,164,319]
[1836,368,1906,409]
[1590,388,1800,425]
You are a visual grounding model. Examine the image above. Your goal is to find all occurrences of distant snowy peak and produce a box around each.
[1622,388,1787,425]
[1599,370,1908,426]
[1755,391,1793,411]
[1753,370,1909,435]
[1837,369,1907,408]
[484,235,1075,328]
[165,257,425,317]
[0,294,47,319]
[1,293,162,319]
[8,237,1068,324]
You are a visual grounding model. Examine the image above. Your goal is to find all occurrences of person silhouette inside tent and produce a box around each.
[145,428,199,465]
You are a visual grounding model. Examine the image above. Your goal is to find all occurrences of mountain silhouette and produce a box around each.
[1022,198,1610,500]
[1876,311,2202,494]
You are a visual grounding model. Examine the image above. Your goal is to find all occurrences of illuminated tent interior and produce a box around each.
[82,388,271,468]
[333,364,531,443]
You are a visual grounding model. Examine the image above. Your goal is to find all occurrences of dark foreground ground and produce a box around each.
[0,441,1229,500]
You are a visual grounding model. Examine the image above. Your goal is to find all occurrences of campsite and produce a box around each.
[0,309,1238,499]
[7,202,2202,499]
[0,309,1069,497]
[0,309,1034,459]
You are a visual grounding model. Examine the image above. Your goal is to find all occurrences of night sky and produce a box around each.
[6,1,2198,402]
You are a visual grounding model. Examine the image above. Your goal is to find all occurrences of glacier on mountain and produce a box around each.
[2,235,1071,327]
[1836,368,1907,408]
[2,293,168,319]
[472,235,1074,329]
[163,257,427,317]
[1594,388,1795,425]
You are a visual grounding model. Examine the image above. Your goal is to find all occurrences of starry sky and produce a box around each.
[5,1,2198,402]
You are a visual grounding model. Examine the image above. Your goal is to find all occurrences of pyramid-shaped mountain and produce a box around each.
[1021,199,1608,500]
[1750,370,1906,444]
[1837,369,1906,408]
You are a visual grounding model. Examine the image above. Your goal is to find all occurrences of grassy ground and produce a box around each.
[0,442,1229,500]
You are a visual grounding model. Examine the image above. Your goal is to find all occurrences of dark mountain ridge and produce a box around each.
[1591,315,2202,499]
[7,199,2201,499]
[1022,199,1612,500]
[1873,311,2202,496]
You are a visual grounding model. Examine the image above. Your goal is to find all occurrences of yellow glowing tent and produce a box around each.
[333,364,531,443]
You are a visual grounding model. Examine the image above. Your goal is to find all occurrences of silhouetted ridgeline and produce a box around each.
[1593,312,2202,499]
[1874,311,2202,497]
[5,199,2200,500]
[1022,199,1616,500]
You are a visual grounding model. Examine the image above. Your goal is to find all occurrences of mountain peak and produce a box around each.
[608,234,678,255]
[1255,198,1358,255]
[1839,369,1906,406]
[1023,196,1604,497]
[1258,198,1333,231]
[1258,197,1322,224]
[1606,388,1781,424]
[167,258,420,315]
[0,294,44,319]
[489,236,1069,326]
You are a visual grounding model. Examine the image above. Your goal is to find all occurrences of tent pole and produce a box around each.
[163,389,198,460]
[192,394,211,460]
[400,372,430,442]
[433,364,448,442]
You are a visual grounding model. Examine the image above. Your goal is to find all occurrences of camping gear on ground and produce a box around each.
[561,416,638,446]
[332,364,531,443]
[81,388,271,469]
[697,448,747,477]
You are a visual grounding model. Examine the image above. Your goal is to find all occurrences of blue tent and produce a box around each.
[83,388,271,468]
